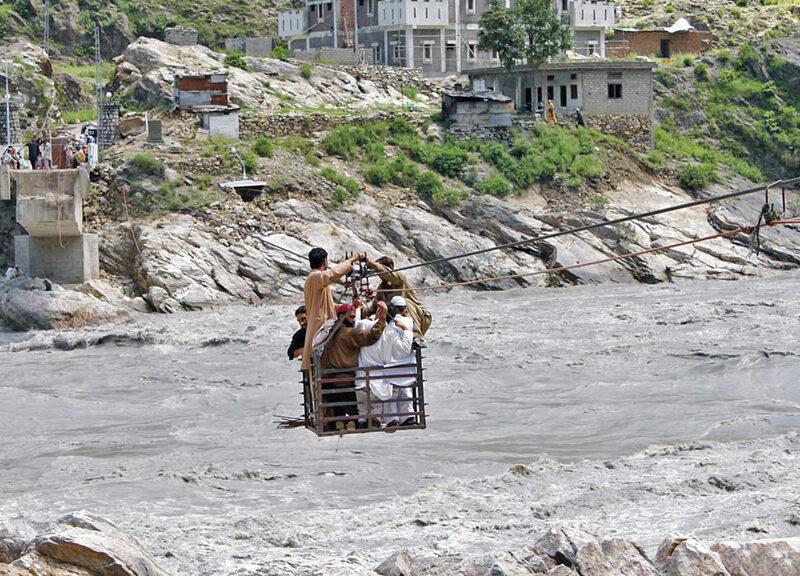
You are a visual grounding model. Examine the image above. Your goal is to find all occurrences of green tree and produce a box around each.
[479,0,572,67]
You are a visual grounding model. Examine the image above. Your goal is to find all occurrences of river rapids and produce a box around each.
[1,274,800,575]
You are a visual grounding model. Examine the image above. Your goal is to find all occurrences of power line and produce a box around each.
[368,177,800,278]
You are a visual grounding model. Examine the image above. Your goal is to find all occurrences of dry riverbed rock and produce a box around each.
[0,512,171,576]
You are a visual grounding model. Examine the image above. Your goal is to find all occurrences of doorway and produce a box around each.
[560,85,567,107]
[660,39,671,58]
[525,87,532,111]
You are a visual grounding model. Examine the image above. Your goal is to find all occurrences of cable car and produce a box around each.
[302,341,427,436]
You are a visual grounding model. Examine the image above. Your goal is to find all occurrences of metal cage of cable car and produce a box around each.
[302,342,427,436]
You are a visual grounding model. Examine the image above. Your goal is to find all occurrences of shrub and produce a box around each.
[665,4,675,12]
[323,124,386,159]
[588,194,610,210]
[735,43,763,71]
[415,170,445,199]
[240,149,258,173]
[681,55,694,67]
[276,136,314,156]
[364,162,394,186]
[272,45,291,60]
[129,153,165,177]
[426,142,469,178]
[331,187,349,206]
[571,155,605,180]
[253,136,274,158]
[679,162,718,191]
[320,167,360,195]
[365,141,386,163]
[224,52,249,71]
[401,85,418,100]
[734,0,748,6]
[475,173,513,198]
[642,150,666,171]
[388,117,417,137]
[300,63,313,79]
[389,157,421,188]
[694,63,711,82]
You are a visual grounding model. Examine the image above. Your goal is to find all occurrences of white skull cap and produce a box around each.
[390,295,407,307]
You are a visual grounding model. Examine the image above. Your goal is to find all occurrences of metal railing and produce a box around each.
[304,344,427,436]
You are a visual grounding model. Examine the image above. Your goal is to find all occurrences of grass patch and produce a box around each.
[475,173,513,198]
[224,51,248,70]
[300,63,313,79]
[253,136,274,158]
[129,152,165,177]
[321,167,360,195]
[401,85,418,101]
[60,108,97,124]
[679,163,719,191]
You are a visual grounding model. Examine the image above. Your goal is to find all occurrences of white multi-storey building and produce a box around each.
[278,0,616,75]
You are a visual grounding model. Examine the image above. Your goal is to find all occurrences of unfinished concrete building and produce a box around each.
[1,166,99,284]
[278,0,616,75]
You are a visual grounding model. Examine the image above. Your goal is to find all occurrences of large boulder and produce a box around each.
[0,512,171,576]
[0,277,129,331]
[532,526,660,576]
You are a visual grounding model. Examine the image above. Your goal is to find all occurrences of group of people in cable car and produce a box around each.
[287,247,431,432]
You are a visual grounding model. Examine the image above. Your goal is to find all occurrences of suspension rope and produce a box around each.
[414,220,800,293]
[366,177,800,279]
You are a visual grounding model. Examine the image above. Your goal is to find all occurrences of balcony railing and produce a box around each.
[569,0,615,29]
[377,0,448,28]
[278,10,306,38]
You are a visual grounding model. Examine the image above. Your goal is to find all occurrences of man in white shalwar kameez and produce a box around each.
[355,296,414,427]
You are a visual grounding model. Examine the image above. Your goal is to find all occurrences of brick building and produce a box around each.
[278,0,616,76]
[607,18,713,58]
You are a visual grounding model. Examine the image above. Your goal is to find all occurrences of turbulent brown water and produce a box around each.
[1,274,800,574]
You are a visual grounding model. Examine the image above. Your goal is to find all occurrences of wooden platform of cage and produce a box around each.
[303,345,427,437]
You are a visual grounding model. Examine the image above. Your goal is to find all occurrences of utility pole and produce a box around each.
[43,0,50,55]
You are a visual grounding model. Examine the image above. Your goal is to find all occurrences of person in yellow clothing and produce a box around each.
[546,100,559,124]
[300,248,364,372]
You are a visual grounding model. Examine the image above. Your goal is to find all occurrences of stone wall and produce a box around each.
[293,47,374,66]
[584,113,653,151]
[240,111,413,139]
[225,37,273,58]
[165,26,198,46]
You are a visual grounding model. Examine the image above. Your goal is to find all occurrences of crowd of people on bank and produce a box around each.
[288,248,432,432]
[1,131,96,171]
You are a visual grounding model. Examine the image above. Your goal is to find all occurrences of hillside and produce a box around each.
[0,0,292,57]
[616,0,800,47]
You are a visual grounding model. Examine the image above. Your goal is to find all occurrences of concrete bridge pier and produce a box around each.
[1,165,99,285]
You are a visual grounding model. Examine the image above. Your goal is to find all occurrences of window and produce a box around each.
[392,42,401,61]
[317,4,323,18]
[413,7,417,16]
[423,42,434,62]
[359,0,363,5]
[367,0,374,15]
[491,49,499,61]
[467,0,476,13]
[467,42,477,61]
[327,2,332,11]
[587,41,597,55]
[570,84,578,99]
[547,75,555,81]
[570,73,577,80]
[547,85,554,101]
[562,0,567,10]
[537,86,542,104]
[608,71,623,98]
